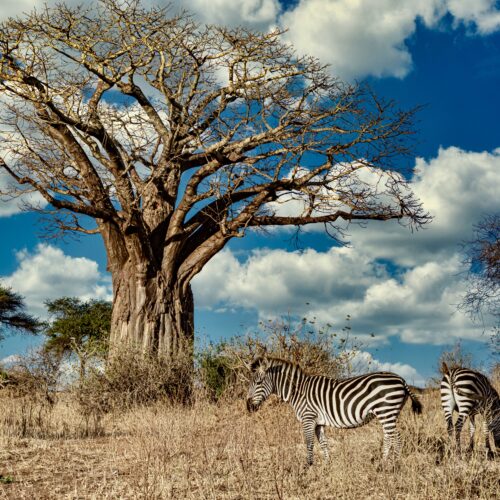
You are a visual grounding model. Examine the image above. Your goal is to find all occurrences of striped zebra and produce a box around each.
[246,356,422,465]
[440,362,500,457]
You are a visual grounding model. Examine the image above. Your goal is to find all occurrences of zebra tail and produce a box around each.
[411,396,423,414]
[444,367,484,402]
[454,386,483,401]
[405,383,423,415]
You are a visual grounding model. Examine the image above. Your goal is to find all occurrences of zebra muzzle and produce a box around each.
[246,399,257,413]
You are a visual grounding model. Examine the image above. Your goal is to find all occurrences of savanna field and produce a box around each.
[0,389,499,500]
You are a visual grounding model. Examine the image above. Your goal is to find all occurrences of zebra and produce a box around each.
[246,356,422,465]
[440,362,500,457]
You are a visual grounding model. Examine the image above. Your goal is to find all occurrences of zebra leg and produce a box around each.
[374,410,399,460]
[391,428,402,458]
[315,425,329,461]
[483,419,494,459]
[444,411,454,439]
[381,423,396,460]
[467,414,475,453]
[375,424,402,472]
[454,414,467,452]
[303,419,316,466]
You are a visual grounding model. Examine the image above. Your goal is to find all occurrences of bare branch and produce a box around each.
[459,214,500,322]
[0,0,427,288]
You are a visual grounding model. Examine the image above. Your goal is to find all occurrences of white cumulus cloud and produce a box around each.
[0,171,48,217]
[193,145,500,346]
[348,146,500,267]
[193,246,483,346]
[0,354,22,366]
[193,246,387,313]
[280,0,500,80]
[1,244,112,317]
[350,351,425,386]
[1,1,500,80]
[281,0,438,80]
[184,0,280,31]
[446,0,500,33]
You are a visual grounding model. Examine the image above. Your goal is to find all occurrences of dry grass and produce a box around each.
[0,390,498,499]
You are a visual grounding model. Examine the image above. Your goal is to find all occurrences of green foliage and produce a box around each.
[0,475,14,484]
[0,284,42,340]
[197,344,233,402]
[44,297,111,379]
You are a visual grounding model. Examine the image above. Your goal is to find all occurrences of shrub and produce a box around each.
[196,316,362,401]
[74,344,193,427]
[0,348,61,437]
[437,341,475,374]
[196,344,234,402]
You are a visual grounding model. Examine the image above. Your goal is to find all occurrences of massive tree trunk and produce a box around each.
[109,265,194,361]
[101,220,195,365]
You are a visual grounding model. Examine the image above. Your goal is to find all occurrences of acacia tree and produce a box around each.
[0,0,428,363]
[44,297,111,381]
[0,284,41,340]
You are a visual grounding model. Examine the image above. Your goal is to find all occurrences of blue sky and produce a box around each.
[1,0,500,385]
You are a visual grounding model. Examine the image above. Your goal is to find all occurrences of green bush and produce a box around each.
[197,344,234,402]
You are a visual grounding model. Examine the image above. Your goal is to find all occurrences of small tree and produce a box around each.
[460,214,499,322]
[44,297,111,381]
[0,284,41,340]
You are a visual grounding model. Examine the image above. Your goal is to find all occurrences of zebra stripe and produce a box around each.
[246,356,422,465]
[440,362,500,457]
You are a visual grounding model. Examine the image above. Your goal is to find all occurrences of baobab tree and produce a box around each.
[0,0,428,365]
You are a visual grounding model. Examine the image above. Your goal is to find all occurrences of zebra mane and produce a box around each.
[251,355,303,372]
[267,356,308,375]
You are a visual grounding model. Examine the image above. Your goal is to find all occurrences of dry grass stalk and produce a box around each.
[0,389,499,499]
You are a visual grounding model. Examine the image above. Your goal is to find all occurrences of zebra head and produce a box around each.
[246,356,274,413]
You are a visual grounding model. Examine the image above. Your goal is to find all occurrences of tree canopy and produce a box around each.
[0,284,41,340]
[44,297,111,379]
[0,0,428,359]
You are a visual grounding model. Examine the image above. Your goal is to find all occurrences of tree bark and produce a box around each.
[109,259,194,363]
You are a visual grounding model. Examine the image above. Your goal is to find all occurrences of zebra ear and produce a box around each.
[250,356,262,372]
[250,355,270,373]
[250,345,269,372]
